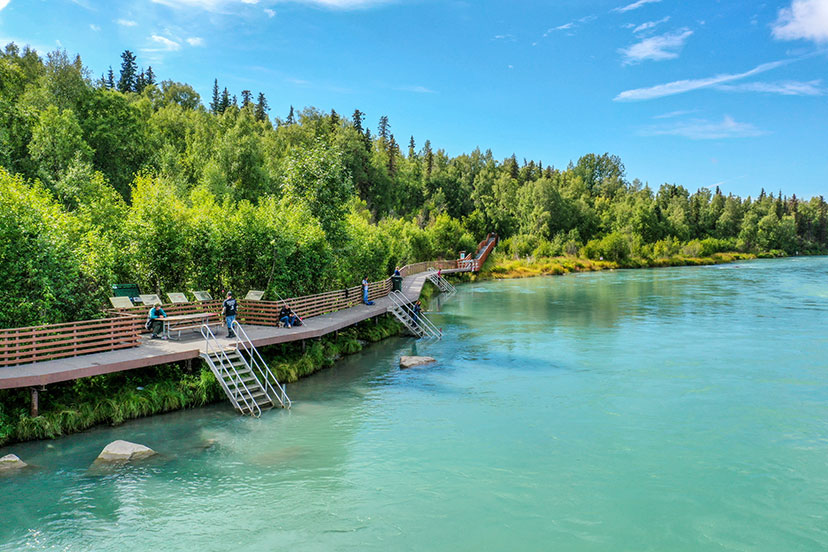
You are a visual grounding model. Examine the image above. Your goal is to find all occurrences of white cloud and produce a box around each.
[619,28,693,63]
[186,36,205,46]
[0,0,10,12]
[633,16,670,34]
[148,34,181,51]
[653,109,698,119]
[151,0,392,10]
[715,79,825,95]
[117,18,138,26]
[90,24,101,31]
[395,85,436,94]
[641,116,767,140]
[614,60,789,101]
[772,0,828,43]
[613,0,661,14]
[264,7,275,16]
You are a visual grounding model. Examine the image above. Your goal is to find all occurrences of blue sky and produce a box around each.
[1,0,827,198]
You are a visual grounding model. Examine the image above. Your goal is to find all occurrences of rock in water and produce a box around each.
[0,454,27,471]
[95,440,156,462]
[400,356,436,369]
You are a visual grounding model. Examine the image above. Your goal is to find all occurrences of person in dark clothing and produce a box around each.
[222,292,238,337]
[393,267,401,277]
[147,304,167,339]
[279,305,300,328]
[412,300,422,323]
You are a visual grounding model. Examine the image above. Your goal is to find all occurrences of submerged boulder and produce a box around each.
[95,440,156,463]
[400,356,436,369]
[0,454,27,471]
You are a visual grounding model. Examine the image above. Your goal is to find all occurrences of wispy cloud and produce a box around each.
[116,18,138,26]
[493,34,516,41]
[715,79,825,95]
[772,0,828,43]
[633,16,670,34]
[395,85,436,94]
[186,36,205,46]
[619,29,693,64]
[0,0,10,11]
[264,8,275,17]
[544,14,596,36]
[641,115,767,140]
[147,34,181,51]
[151,0,394,11]
[613,0,662,14]
[653,109,698,119]
[614,59,789,101]
[89,24,101,31]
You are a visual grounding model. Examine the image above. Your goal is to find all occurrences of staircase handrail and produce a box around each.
[388,291,442,339]
[231,320,291,409]
[200,324,261,417]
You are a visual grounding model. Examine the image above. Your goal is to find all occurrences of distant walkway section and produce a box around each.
[0,234,497,389]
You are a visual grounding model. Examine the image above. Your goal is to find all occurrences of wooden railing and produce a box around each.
[0,317,141,367]
[0,245,498,367]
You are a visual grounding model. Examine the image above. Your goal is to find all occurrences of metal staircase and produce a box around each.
[387,290,442,339]
[426,268,456,296]
[199,321,290,416]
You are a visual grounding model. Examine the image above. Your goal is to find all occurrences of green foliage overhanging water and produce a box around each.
[1,43,827,331]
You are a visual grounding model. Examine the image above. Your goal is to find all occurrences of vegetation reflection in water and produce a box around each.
[2,257,828,551]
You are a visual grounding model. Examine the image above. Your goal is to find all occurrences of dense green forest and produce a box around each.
[1,44,826,329]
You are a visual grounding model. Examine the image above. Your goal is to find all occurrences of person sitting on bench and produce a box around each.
[147,304,168,339]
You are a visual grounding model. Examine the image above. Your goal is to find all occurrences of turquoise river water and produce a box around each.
[2,257,828,551]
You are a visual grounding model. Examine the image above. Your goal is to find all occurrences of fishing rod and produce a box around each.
[273,289,304,325]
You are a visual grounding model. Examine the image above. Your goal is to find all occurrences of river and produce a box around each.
[2,257,827,551]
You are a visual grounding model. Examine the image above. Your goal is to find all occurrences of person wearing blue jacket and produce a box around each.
[147,304,167,339]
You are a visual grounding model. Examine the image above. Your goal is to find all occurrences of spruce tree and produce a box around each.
[378,115,390,142]
[286,105,295,125]
[352,109,364,134]
[145,66,155,87]
[210,79,220,113]
[241,90,252,108]
[388,134,398,175]
[330,109,340,133]
[219,87,231,113]
[118,50,137,93]
[254,92,269,122]
[106,66,115,89]
[424,140,434,178]
[408,136,416,158]
[135,68,146,93]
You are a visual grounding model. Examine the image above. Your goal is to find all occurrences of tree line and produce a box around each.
[0,44,826,329]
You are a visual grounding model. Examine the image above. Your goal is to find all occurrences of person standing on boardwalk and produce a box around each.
[147,303,167,339]
[393,266,401,277]
[362,277,374,305]
[222,292,238,338]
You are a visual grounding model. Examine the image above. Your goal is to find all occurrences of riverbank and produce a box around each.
[0,314,404,447]
[478,251,761,280]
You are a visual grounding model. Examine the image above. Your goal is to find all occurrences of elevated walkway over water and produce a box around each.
[0,267,467,389]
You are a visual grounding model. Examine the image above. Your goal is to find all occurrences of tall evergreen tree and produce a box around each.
[117,50,137,93]
[135,68,146,94]
[286,105,295,125]
[352,109,364,134]
[241,89,252,108]
[408,136,416,158]
[210,79,220,113]
[378,115,390,142]
[145,66,155,87]
[330,109,340,133]
[254,92,269,122]
[219,87,231,113]
[388,134,398,176]
[424,140,434,178]
[106,66,115,89]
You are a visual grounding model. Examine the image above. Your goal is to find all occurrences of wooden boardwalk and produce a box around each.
[0,269,453,389]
